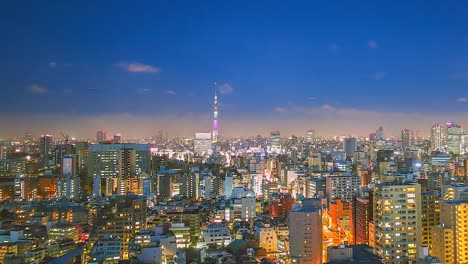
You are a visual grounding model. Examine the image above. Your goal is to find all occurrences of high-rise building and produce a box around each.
[270,131,281,153]
[431,124,446,151]
[288,200,322,264]
[420,191,440,249]
[432,200,468,264]
[194,133,212,155]
[353,197,371,245]
[96,130,107,143]
[212,85,219,143]
[373,182,421,263]
[376,126,384,140]
[306,129,315,144]
[343,137,357,159]
[39,134,53,168]
[401,129,410,149]
[326,175,361,203]
[87,144,151,195]
[446,122,464,155]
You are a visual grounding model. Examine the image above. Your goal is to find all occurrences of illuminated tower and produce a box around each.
[212,84,219,143]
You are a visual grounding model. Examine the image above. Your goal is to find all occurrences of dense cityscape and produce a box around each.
[2,2,468,264]
[0,85,467,263]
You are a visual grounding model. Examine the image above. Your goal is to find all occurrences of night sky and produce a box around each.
[1,1,467,138]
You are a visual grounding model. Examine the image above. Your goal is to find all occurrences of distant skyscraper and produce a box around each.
[401,129,410,149]
[96,130,107,143]
[39,134,53,168]
[307,129,315,144]
[343,137,357,158]
[194,133,212,155]
[212,85,219,143]
[113,133,122,143]
[270,131,281,153]
[376,126,384,140]
[431,124,446,151]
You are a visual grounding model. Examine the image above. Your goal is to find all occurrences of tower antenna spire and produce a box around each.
[212,82,219,143]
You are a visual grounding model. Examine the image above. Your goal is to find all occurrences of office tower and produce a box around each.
[431,124,446,151]
[270,131,281,153]
[401,129,410,149]
[288,200,322,264]
[446,122,464,155]
[74,142,89,171]
[114,133,122,143]
[353,197,371,245]
[194,133,212,154]
[420,191,440,249]
[118,148,136,195]
[88,144,151,195]
[442,183,468,200]
[39,134,53,168]
[61,155,78,198]
[96,130,107,143]
[343,137,357,159]
[432,200,468,264]
[212,86,219,143]
[326,175,361,203]
[376,126,384,140]
[306,129,315,144]
[373,182,421,262]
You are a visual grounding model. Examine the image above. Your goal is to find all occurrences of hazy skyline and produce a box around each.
[1,1,467,138]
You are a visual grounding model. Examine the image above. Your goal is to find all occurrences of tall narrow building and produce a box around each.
[373,182,421,263]
[212,84,219,143]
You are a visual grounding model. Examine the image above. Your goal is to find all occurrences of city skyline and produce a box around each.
[1,1,467,138]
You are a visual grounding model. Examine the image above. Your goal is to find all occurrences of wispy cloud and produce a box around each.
[28,84,48,94]
[456,97,467,103]
[373,72,386,80]
[48,61,57,68]
[451,72,468,79]
[368,40,378,49]
[275,107,288,113]
[219,83,234,94]
[165,90,176,95]
[115,62,160,73]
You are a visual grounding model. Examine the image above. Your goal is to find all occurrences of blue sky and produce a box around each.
[1,1,467,137]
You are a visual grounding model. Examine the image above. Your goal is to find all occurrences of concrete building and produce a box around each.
[353,197,371,245]
[431,124,446,151]
[194,132,212,155]
[90,234,121,263]
[343,137,357,159]
[326,175,361,203]
[87,144,151,195]
[288,203,322,264]
[373,182,421,263]
[420,191,440,249]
